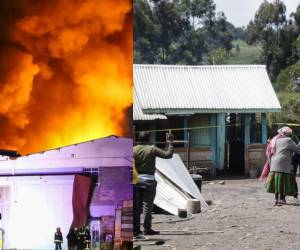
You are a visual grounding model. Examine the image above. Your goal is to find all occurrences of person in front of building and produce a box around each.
[134,131,174,237]
[0,228,4,250]
[292,140,300,202]
[77,227,85,250]
[66,228,77,250]
[54,227,63,250]
[265,126,297,205]
[133,160,143,240]
[83,226,91,250]
[74,227,79,249]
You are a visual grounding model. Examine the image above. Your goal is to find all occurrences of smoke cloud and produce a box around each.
[0,0,132,154]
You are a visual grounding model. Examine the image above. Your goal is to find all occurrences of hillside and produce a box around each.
[227,40,261,65]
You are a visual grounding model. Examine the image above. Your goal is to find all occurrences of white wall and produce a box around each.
[0,175,74,250]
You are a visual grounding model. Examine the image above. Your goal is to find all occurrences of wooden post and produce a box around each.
[210,114,217,176]
[240,113,245,141]
[250,113,256,143]
[113,208,122,250]
[216,113,226,171]
[244,114,252,176]
[149,123,156,144]
[261,113,268,144]
[244,114,251,146]
[187,131,191,170]
[184,116,189,148]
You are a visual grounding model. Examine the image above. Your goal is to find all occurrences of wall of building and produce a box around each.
[91,166,132,208]
[0,175,74,250]
[189,114,211,147]
[91,166,132,242]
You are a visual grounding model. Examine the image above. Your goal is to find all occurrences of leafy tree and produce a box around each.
[134,0,161,63]
[133,0,234,65]
[208,48,229,64]
[246,0,299,80]
[275,60,300,91]
[153,1,187,63]
[292,4,300,27]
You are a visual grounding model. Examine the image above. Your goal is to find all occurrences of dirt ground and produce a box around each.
[134,177,300,250]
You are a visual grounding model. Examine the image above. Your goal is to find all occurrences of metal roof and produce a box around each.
[133,86,167,121]
[134,64,281,115]
[0,136,133,176]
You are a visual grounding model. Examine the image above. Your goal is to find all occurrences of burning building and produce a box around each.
[0,136,133,250]
[0,1,133,248]
[0,0,132,154]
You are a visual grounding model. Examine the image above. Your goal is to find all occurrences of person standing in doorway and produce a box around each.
[133,131,174,238]
[54,227,63,250]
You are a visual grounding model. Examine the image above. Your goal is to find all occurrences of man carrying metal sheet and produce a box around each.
[133,131,174,238]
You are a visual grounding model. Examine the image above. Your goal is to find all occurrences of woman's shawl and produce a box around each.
[259,126,292,180]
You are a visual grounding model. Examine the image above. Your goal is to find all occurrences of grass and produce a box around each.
[226,39,261,65]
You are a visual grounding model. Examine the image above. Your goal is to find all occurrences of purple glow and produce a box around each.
[0,136,133,249]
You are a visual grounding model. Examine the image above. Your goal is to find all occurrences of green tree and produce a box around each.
[208,48,229,64]
[246,0,299,80]
[134,0,161,63]
[153,1,187,63]
[133,0,234,65]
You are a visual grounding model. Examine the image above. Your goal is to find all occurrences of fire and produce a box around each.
[0,0,132,154]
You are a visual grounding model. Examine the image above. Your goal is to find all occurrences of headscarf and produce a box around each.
[266,126,293,158]
[277,126,293,136]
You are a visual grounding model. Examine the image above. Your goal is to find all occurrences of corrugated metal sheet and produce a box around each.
[154,154,207,215]
[133,87,167,121]
[134,64,281,114]
[156,154,207,207]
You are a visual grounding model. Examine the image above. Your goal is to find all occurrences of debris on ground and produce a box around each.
[141,178,300,250]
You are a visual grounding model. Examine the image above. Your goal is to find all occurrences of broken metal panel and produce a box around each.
[156,154,207,207]
[154,154,207,215]
[154,170,189,215]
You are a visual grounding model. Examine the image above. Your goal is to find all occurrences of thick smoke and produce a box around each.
[0,0,132,154]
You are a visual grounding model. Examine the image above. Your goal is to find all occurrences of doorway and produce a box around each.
[90,219,101,250]
[226,113,245,175]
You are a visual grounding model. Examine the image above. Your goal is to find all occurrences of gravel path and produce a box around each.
[135,177,300,250]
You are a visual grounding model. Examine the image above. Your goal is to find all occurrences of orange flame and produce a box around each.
[0,0,132,154]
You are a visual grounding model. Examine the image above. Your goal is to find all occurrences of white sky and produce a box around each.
[214,0,299,27]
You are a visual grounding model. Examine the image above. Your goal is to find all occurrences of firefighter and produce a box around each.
[74,227,79,250]
[77,227,85,250]
[0,228,4,250]
[54,227,63,250]
[84,226,91,250]
[66,228,77,250]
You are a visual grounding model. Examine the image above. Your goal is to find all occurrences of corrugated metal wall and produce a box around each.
[190,114,211,147]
